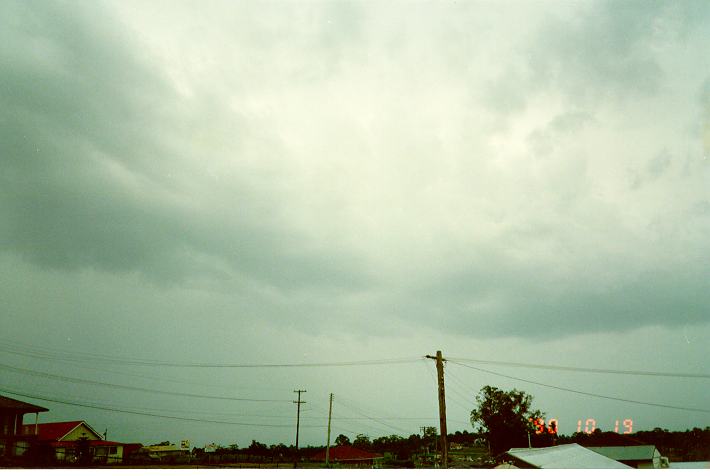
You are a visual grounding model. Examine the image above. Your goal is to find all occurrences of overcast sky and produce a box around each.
[1,0,709,449]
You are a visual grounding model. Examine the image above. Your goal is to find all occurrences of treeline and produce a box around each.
[193,426,710,465]
[192,429,487,465]
[326,429,486,460]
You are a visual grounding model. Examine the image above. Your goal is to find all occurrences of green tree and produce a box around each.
[334,434,351,446]
[248,440,268,456]
[353,434,371,449]
[421,426,438,453]
[75,436,93,466]
[470,385,545,455]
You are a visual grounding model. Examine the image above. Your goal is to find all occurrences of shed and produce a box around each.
[503,443,632,469]
[587,445,667,469]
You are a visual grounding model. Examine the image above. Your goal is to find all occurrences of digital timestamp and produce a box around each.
[530,418,634,435]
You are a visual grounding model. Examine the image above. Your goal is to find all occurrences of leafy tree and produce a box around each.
[334,434,351,446]
[75,437,93,466]
[270,443,290,461]
[470,385,545,455]
[372,434,410,460]
[353,434,371,449]
[421,426,438,453]
[248,440,269,456]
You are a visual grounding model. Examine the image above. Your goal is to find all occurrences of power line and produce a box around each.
[444,364,482,396]
[0,341,419,368]
[36,358,291,393]
[443,380,477,413]
[448,361,710,414]
[0,387,326,428]
[328,404,404,437]
[446,356,710,380]
[336,397,412,436]
[0,363,290,403]
[422,358,471,415]
[306,400,441,423]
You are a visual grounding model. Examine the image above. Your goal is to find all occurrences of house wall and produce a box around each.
[55,447,68,462]
[94,445,124,464]
[0,413,14,436]
[0,413,26,458]
[0,413,25,437]
[62,424,101,441]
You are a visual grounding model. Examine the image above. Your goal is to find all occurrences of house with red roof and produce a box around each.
[311,445,383,468]
[21,420,140,464]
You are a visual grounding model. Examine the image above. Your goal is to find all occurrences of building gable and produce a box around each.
[24,420,103,442]
[61,421,102,441]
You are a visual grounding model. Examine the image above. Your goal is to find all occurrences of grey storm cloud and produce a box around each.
[1,0,709,340]
[0,0,371,290]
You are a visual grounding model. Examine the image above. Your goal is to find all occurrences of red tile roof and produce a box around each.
[22,421,88,441]
[311,445,383,462]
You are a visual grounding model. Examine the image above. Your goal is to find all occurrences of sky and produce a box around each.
[1,0,709,450]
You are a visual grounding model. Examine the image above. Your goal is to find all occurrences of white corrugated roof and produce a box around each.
[506,443,632,469]
[587,445,658,461]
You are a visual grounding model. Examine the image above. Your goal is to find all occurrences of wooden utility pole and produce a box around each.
[426,351,448,468]
[293,389,306,468]
[325,393,333,467]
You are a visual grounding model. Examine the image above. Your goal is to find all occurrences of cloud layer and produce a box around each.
[1,0,709,340]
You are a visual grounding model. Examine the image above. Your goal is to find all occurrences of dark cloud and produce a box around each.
[1,0,708,344]
[391,240,710,339]
[0,0,370,291]
[1,1,709,448]
[528,1,668,104]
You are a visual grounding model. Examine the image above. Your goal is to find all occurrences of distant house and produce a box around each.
[0,395,48,460]
[21,420,139,464]
[141,442,191,462]
[587,445,669,469]
[500,443,631,469]
[311,445,384,468]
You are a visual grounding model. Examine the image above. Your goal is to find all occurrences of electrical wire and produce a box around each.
[444,381,478,414]
[0,363,291,403]
[335,397,412,436]
[421,358,471,415]
[442,367,478,405]
[303,400,439,422]
[444,364,482,396]
[36,358,291,393]
[446,356,710,379]
[0,340,420,368]
[448,361,710,414]
[0,387,327,428]
[420,360,478,428]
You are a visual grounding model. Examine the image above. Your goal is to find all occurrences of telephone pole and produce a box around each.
[293,389,306,468]
[426,351,448,468]
[325,393,333,467]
